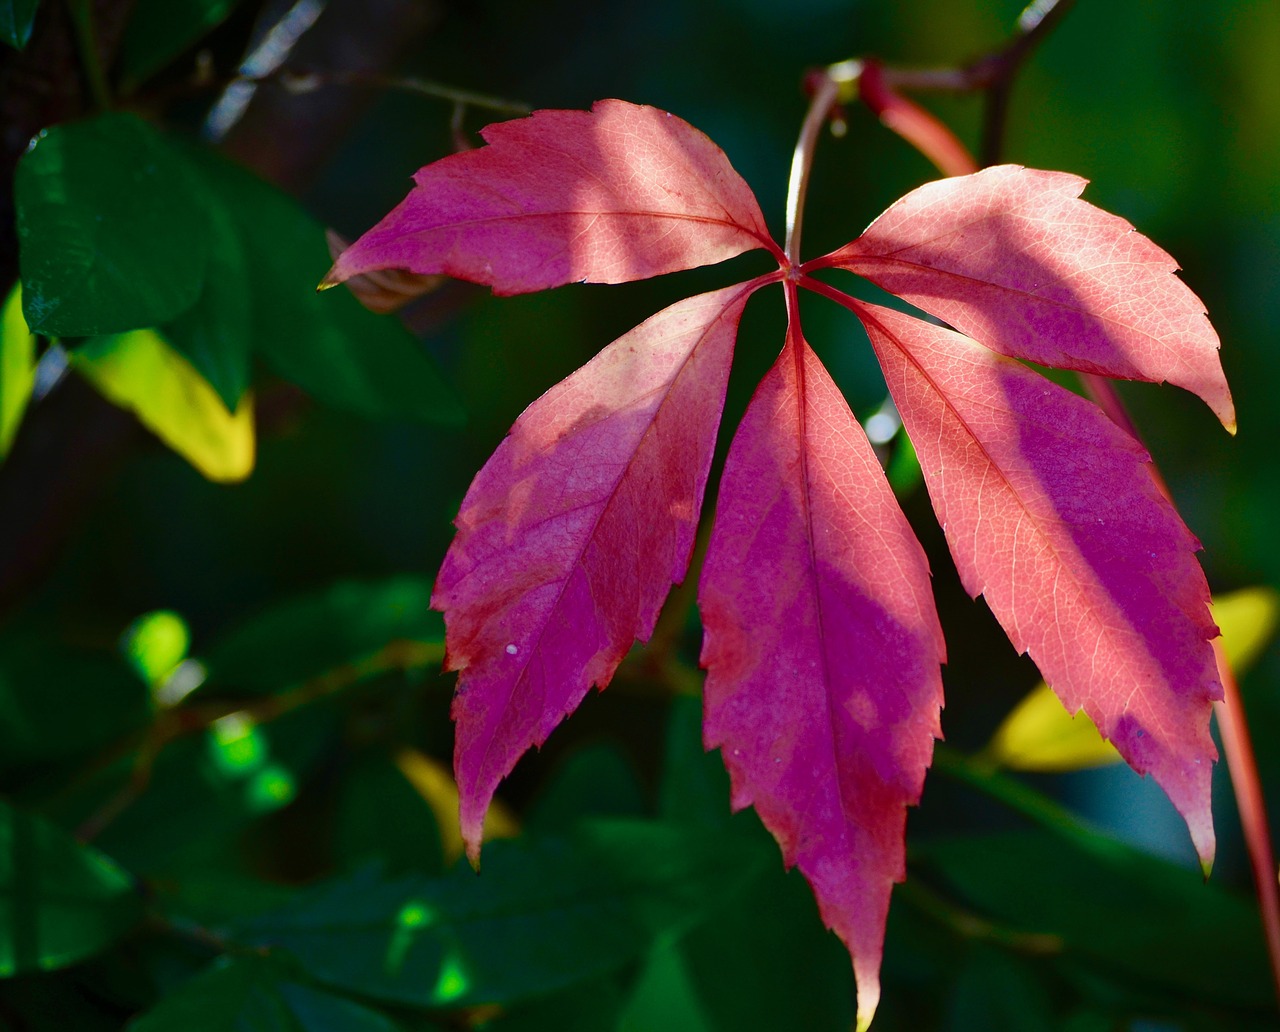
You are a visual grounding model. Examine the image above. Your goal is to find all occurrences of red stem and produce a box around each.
[1080,374,1280,1003]
[859,59,978,178]
[1214,640,1280,1000]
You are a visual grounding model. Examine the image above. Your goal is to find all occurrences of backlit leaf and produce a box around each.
[987,585,1279,772]
[324,100,778,295]
[0,284,36,457]
[854,300,1220,867]
[699,316,944,1032]
[70,329,255,482]
[439,284,754,861]
[339,100,1236,1029]
[819,166,1235,430]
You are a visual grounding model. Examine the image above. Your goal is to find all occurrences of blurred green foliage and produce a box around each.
[1,0,1277,1028]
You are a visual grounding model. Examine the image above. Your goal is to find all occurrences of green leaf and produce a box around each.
[617,943,714,1032]
[177,147,463,424]
[524,743,645,835]
[128,954,411,1031]
[335,752,445,877]
[0,635,151,780]
[277,981,407,1032]
[227,820,769,1008]
[153,873,298,929]
[914,829,1273,1010]
[680,868,857,1031]
[943,946,1055,1032]
[128,957,295,1032]
[653,694,858,1032]
[71,328,255,483]
[43,703,336,874]
[657,694,733,829]
[0,799,142,975]
[0,0,40,49]
[120,0,246,91]
[161,180,253,408]
[121,609,191,689]
[478,974,629,1031]
[205,577,443,696]
[16,113,207,336]
[1,283,37,456]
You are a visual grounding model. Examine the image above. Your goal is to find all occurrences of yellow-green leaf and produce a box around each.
[71,328,254,482]
[1,283,36,457]
[121,609,190,688]
[985,587,1280,772]
[394,747,518,864]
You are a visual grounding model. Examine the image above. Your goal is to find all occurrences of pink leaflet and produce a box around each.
[323,100,778,296]
[699,316,944,1032]
[816,166,1235,431]
[436,283,756,862]
[852,299,1221,867]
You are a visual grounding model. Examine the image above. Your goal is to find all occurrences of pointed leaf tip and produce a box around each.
[854,300,1220,863]
[701,331,943,1028]
[826,165,1235,430]
[856,997,878,1032]
[443,285,754,856]
[330,100,774,295]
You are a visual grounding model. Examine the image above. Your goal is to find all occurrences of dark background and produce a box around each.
[2,1,1277,1029]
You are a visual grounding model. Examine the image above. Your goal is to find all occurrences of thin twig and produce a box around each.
[267,68,532,115]
[977,0,1077,163]
[897,878,1063,955]
[181,63,533,117]
[75,639,443,843]
[828,0,1076,167]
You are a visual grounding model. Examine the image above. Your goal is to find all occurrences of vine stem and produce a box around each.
[235,68,531,117]
[784,73,839,266]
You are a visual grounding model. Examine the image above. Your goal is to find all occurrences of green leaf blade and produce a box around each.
[177,147,463,425]
[0,0,41,49]
[226,820,768,1008]
[0,800,142,975]
[16,114,208,336]
[119,0,247,91]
